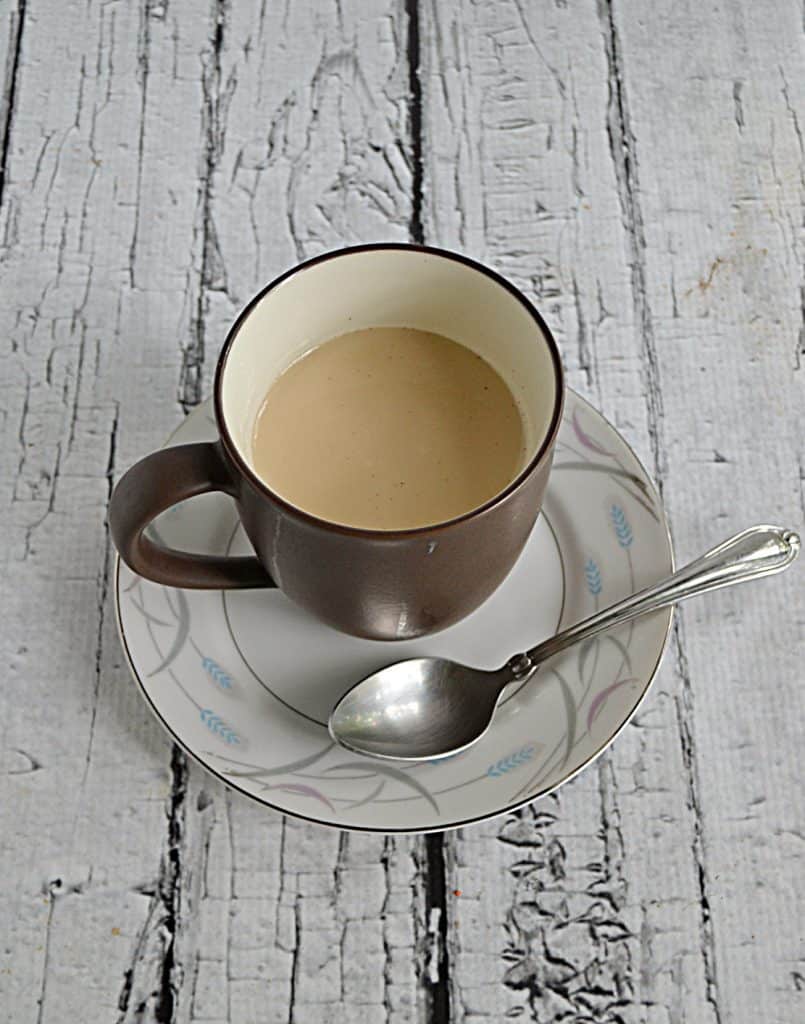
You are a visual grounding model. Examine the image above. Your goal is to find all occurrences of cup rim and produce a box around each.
[213,242,565,538]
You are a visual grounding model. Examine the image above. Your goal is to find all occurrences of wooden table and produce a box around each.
[2,1,803,1021]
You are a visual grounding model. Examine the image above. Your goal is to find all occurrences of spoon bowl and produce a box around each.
[329,658,509,760]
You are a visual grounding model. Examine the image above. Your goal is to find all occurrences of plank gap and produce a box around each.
[0,0,27,209]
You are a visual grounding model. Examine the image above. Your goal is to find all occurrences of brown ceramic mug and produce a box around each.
[110,244,564,640]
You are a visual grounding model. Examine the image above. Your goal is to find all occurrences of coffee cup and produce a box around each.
[110,244,564,640]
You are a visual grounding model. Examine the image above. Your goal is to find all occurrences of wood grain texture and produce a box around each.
[613,4,805,1020]
[160,4,429,1021]
[422,0,804,1020]
[0,2,425,1022]
[1,0,210,1019]
[0,0,802,1022]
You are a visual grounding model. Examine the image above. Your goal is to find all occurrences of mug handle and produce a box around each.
[109,442,276,589]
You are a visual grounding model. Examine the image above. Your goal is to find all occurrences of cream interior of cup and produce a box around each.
[219,248,560,511]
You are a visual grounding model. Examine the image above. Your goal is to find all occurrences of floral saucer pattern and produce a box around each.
[115,390,673,832]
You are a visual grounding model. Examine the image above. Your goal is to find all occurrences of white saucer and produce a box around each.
[115,390,673,832]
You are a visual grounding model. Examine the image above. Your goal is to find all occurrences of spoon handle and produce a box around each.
[509,525,799,676]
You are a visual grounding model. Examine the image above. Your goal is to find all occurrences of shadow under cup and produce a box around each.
[112,245,565,640]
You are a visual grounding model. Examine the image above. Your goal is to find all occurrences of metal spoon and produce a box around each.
[328,525,800,761]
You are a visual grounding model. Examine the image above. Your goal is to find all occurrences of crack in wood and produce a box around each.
[380,836,396,1019]
[671,612,723,1024]
[80,405,120,791]
[0,0,25,210]
[779,69,805,372]
[572,274,593,389]
[115,747,189,1024]
[406,0,423,245]
[288,893,303,1021]
[422,833,451,1023]
[407,2,450,1019]
[35,880,57,1024]
[180,0,229,412]
[128,0,153,290]
[155,745,189,1023]
[597,0,666,494]
[116,890,161,1021]
[733,80,745,132]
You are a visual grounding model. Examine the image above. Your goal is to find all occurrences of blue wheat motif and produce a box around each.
[585,558,602,596]
[200,708,241,745]
[487,743,537,778]
[610,504,633,548]
[201,656,234,691]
